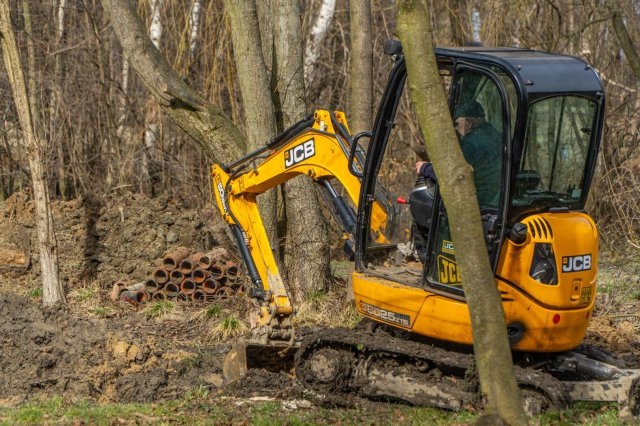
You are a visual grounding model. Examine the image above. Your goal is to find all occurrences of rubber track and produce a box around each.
[295,327,567,408]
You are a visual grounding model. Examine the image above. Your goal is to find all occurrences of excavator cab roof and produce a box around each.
[433,47,604,97]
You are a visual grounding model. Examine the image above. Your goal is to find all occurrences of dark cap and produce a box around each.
[454,100,484,118]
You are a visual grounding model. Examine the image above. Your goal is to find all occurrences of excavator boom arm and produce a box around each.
[211,110,391,334]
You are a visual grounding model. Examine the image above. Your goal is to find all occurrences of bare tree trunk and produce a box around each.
[1,0,66,307]
[224,0,279,256]
[397,1,527,424]
[273,0,330,301]
[349,0,373,135]
[141,0,163,195]
[608,0,640,80]
[102,0,246,165]
[447,0,469,46]
[49,0,67,199]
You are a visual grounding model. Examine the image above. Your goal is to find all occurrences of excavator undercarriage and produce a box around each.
[225,323,640,417]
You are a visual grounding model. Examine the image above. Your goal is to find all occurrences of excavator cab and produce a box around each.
[353,46,605,351]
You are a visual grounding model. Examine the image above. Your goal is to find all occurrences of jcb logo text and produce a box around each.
[442,240,455,254]
[562,254,592,273]
[284,139,315,168]
[438,255,461,284]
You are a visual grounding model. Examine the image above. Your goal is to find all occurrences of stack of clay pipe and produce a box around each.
[111,247,244,305]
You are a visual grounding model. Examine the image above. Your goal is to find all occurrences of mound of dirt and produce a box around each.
[0,292,230,404]
[585,312,640,368]
[0,191,231,291]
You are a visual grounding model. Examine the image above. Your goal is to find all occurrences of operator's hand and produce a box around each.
[415,161,428,175]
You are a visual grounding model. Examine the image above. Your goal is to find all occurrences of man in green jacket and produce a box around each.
[416,100,502,208]
[454,100,502,208]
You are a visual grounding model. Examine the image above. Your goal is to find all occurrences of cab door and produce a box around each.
[423,64,511,294]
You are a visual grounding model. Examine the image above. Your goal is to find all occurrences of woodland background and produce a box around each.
[0,0,639,253]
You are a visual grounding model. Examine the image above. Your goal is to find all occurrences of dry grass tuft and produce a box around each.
[188,296,250,342]
[68,281,115,317]
[293,284,360,329]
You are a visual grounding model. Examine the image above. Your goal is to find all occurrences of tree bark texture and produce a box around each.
[608,0,640,81]
[348,0,373,135]
[224,0,279,259]
[273,0,330,301]
[397,1,528,424]
[0,0,66,307]
[102,0,246,164]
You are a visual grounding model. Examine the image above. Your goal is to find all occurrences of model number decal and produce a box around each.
[284,139,315,168]
[562,254,592,273]
[360,302,410,327]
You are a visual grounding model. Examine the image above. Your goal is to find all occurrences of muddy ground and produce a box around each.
[0,191,639,413]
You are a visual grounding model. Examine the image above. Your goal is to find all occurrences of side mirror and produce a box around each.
[383,39,403,58]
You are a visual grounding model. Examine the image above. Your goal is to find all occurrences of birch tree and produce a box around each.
[0,0,66,307]
[189,0,203,58]
[303,0,335,86]
[104,0,329,300]
[51,0,67,199]
[397,0,527,424]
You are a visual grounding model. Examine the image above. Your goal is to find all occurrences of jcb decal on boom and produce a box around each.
[284,139,315,168]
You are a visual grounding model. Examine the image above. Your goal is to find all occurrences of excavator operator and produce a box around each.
[411,100,502,262]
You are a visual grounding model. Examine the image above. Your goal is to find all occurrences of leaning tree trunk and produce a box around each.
[101,0,246,165]
[349,0,373,135]
[0,0,66,307]
[397,1,528,425]
[273,0,330,301]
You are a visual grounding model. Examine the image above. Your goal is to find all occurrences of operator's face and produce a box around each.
[454,117,473,137]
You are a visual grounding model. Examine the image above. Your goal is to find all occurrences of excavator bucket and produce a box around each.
[223,340,298,383]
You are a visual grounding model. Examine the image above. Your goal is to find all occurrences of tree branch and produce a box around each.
[102,0,246,164]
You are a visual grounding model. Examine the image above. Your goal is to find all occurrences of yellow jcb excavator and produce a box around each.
[212,41,639,416]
